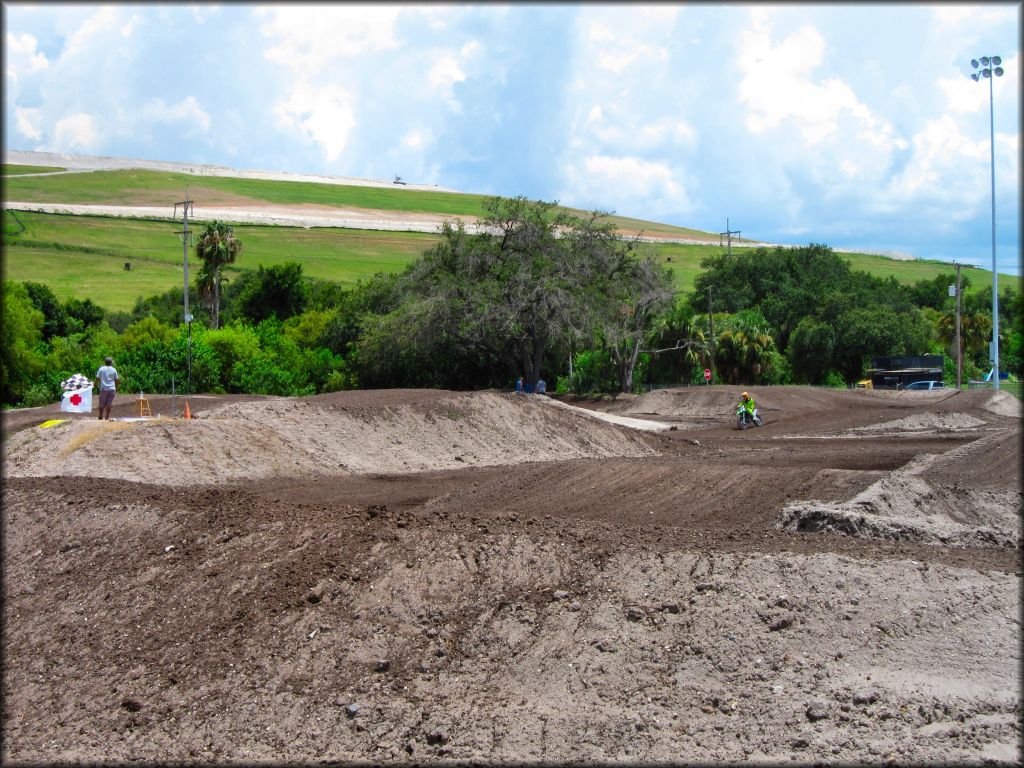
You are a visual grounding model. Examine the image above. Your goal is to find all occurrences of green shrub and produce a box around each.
[824,370,846,388]
[323,367,358,392]
[230,354,314,396]
[204,322,262,391]
[568,349,618,395]
[20,380,59,408]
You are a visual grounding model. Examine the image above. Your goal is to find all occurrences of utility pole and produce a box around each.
[719,218,741,255]
[707,286,715,381]
[174,189,194,409]
[954,263,962,390]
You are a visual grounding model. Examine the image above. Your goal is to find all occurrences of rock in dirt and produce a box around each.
[806,701,830,721]
[853,689,879,705]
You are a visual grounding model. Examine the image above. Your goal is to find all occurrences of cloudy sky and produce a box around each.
[4,3,1021,274]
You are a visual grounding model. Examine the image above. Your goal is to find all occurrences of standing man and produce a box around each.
[94,356,120,420]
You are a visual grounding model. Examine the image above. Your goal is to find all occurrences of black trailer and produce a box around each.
[868,355,944,390]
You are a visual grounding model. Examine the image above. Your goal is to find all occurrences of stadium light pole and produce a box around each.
[970,55,1003,391]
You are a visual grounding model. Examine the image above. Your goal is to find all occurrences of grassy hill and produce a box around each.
[2,166,721,241]
[2,163,1013,313]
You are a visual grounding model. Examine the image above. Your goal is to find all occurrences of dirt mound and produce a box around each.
[848,412,988,433]
[779,430,1022,548]
[2,391,658,486]
[3,476,1019,764]
[613,388,740,417]
[983,390,1024,418]
[3,385,1021,765]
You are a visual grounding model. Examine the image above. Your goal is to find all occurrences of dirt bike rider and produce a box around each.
[738,391,757,424]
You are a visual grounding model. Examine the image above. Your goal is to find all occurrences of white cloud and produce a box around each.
[273,82,355,162]
[429,53,466,90]
[428,40,481,111]
[583,109,697,152]
[408,5,464,31]
[120,14,141,37]
[737,18,834,139]
[638,117,696,148]
[189,4,220,24]
[931,6,975,28]
[15,106,43,140]
[564,155,693,218]
[139,96,212,135]
[53,112,98,150]
[580,5,674,74]
[258,5,401,75]
[938,73,992,114]
[401,127,430,149]
[877,115,986,208]
[5,32,50,80]
[734,9,906,195]
[932,5,1016,28]
[588,22,614,43]
[63,6,119,58]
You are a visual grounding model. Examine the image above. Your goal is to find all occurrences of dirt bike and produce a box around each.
[736,405,763,430]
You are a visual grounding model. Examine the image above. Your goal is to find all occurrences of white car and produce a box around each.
[904,380,946,391]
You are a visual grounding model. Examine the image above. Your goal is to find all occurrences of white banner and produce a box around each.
[60,387,93,413]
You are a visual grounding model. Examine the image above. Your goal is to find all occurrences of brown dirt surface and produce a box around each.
[3,385,1021,764]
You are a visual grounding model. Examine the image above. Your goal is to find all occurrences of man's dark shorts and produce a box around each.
[99,389,116,409]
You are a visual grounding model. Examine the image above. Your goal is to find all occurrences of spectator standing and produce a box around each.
[94,357,120,420]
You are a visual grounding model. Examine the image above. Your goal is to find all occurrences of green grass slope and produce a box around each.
[3,209,1009,314]
[3,164,66,175]
[2,210,440,311]
[2,167,714,239]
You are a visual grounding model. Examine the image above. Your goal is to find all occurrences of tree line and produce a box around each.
[2,196,1021,408]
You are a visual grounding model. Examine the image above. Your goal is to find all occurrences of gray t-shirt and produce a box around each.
[96,365,119,391]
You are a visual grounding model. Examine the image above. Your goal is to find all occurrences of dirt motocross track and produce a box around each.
[3,385,1021,765]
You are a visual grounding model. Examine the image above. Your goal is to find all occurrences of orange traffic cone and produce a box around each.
[184,401,191,420]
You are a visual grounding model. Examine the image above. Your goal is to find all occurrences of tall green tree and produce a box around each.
[22,281,69,340]
[1,281,46,405]
[713,311,780,384]
[235,262,308,323]
[195,221,242,330]
[398,197,601,386]
[595,247,675,392]
[788,316,836,384]
[832,306,933,382]
[647,302,708,386]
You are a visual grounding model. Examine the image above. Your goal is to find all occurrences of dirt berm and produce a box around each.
[3,385,1021,764]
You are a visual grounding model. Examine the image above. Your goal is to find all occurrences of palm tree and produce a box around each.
[195,262,217,322]
[937,310,993,370]
[715,327,776,384]
[195,221,242,329]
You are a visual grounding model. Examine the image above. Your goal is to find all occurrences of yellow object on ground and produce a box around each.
[38,419,68,429]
